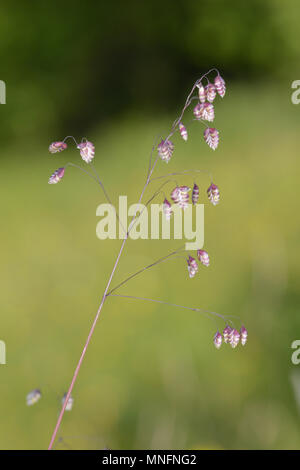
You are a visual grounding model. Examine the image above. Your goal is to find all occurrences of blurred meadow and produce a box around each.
[1,0,300,450]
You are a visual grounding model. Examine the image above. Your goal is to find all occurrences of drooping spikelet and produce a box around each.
[240,326,248,346]
[213,331,223,349]
[223,325,232,344]
[77,141,95,163]
[157,139,174,163]
[197,249,210,267]
[49,141,67,153]
[207,183,220,205]
[170,185,190,210]
[214,74,226,98]
[163,198,172,220]
[197,84,206,103]
[201,102,215,122]
[187,256,198,278]
[204,128,219,150]
[62,393,74,411]
[192,183,199,205]
[205,84,217,103]
[179,122,188,141]
[48,167,65,184]
[193,103,204,120]
[230,329,240,348]
[26,389,42,406]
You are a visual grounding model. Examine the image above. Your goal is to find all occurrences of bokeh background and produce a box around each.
[1,0,300,449]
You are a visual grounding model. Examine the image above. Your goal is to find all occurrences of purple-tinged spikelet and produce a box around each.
[197,84,206,103]
[179,122,188,141]
[205,84,217,103]
[213,331,223,349]
[171,185,190,210]
[26,389,42,406]
[240,326,248,346]
[157,139,174,163]
[207,183,220,205]
[202,102,215,122]
[48,167,65,184]
[204,128,219,150]
[230,329,240,348]
[193,103,204,120]
[62,393,74,411]
[187,256,198,278]
[197,249,210,267]
[192,183,199,205]
[49,141,67,154]
[163,198,172,220]
[223,325,232,344]
[77,141,95,163]
[214,74,226,98]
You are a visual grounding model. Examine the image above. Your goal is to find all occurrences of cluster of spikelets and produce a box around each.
[26,389,74,410]
[213,325,248,350]
[48,138,95,184]
[157,73,225,163]
[163,182,220,217]
[186,250,210,278]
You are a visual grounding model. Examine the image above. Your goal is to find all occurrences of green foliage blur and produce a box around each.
[1,0,300,450]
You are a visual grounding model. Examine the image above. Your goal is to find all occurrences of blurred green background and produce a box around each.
[1,0,300,450]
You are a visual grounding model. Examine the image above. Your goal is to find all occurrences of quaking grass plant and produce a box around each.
[32,69,248,449]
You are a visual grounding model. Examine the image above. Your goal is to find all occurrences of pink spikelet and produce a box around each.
[157,139,174,163]
[205,84,217,103]
[240,326,248,346]
[77,141,95,163]
[187,256,198,278]
[207,183,220,205]
[193,103,204,120]
[197,249,210,267]
[197,84,206,103]
[49,141,67,154]
[163,198,172,220]
[230,329,240,348]
[171,186,190,210]
[48,167,65,184]
[192,183,199,205]
[202,102,215,122]
[213,331,223,349]
[204,128,219,150]
[214,74,226,98]
[223,325,232,344]
[179,122,188,141]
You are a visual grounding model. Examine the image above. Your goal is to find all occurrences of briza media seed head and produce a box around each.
[223,325,232,344]
[49,141,67,154]
[205,84,217,103]
[213,331,223,349]
[157,139,174,163]
[197,84,206,103]
[179,122,188,141]
[197,249,210,267]
[26,389,42,406]
[48,167,65,184]
[77,141,95,163]
[187,256,198,278]
[207,183,220,205]
[204,128,219,150]
[240,326,248,346]
[163,198,172,220]
[202,102,215,122]
[171,185,190,210]
[192,183,199,205]
[214,74,226,98]
[230,329,240,348]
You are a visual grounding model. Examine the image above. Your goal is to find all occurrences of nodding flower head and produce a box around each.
[197,249,210,267]
[202,102,215,122]
[204,128,219,150]
[171,185,190,210]
[197,84,206,103]
[48,167,65,184]
[192,183,199,205]
[193,103,204,120]
[49,141,67,154]
[163,198,172,220]
[26,389,42,406]
[179,122,188,141]
[187,256,198,278]
[213,331,223,349]
[207,183,220,205]
[77,141,95,163]
[223,325,232,344]
[240,326,248,346]
[230,329,240,348]
[214,74,226,98]
[62,393,74,411]
[157,139,174,163]
[205,84,217,103]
